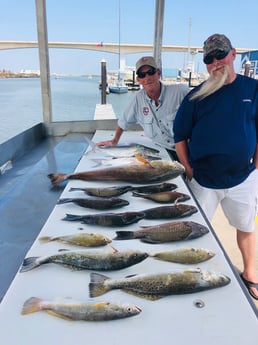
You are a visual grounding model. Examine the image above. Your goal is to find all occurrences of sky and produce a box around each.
[0,0,257,75]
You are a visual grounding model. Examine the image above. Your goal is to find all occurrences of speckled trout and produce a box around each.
[21,297,141,321]
[20,250,148,272]
[89,269,231,300]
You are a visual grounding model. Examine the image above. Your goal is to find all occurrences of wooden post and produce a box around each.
[101,60,107,104]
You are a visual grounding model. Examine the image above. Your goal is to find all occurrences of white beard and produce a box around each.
[190,65,230,101]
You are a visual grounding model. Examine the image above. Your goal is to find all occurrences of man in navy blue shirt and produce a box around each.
[174,33,258,300]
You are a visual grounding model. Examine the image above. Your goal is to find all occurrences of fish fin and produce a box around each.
[57,198,73,204]
[63,214,85,221]
[21,297,42,314]
[38,236,52,243]
[122,289,163,301]
[89,273,111,297]
[140,237,162,244]
[110,246,119,253]
[69,187,83,192]
[132,191,143,198]
[113,231,135,240]
[48,173,69,185]
[134,154,151,165]
[92,302,110,308]
[46,310,74,320]
[20,257,41,272]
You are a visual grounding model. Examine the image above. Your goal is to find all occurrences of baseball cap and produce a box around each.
[136,56,157,74]
[203,34,232,60]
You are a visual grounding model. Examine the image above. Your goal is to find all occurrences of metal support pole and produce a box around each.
[244,61,251,77]
[101,60,107,104]
[35,0,52,123]
[153,0,165,73]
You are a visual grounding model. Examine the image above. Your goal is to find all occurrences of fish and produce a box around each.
[90,155,161,168]
[132,191,191,203]
[151,247,216,264]
[85,138,161,159]
[48,160,185,185]
[131,182,178,194]
[142,204,198,219]
[21,297,141,321]
[39,233,112,247]
[69,185,132,197]
[56,197,129,210]
[63,211,145,227]
[114,221,209,244]
[20,250,149,272]
[89,269,231,300]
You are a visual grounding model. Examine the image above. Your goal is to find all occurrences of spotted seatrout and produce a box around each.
[21,297,141,321]
[20,250,149,272]
[151,247,215,264]
[89,269,231,300]
[114,221,209,244]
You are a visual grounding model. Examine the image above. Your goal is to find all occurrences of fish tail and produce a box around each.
[132,191,141,198]
[21,297,43,315]
[56,198,73,205]
[63,214,85,221]
[38,236,52,243]
[113,231,135,240]
[89,272,111,297]
[69,187,83,192]
[47,173,69,185]
[20,257,41,272]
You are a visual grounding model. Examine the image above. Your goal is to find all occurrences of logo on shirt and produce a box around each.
[143,107,150,116]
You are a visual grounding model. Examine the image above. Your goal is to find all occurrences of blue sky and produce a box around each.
[0,0,257,75]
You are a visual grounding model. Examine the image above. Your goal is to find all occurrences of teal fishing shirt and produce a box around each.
[173,74,258,189]
[118,83,189,150]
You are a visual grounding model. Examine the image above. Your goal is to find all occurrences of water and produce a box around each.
[0,76,135,144]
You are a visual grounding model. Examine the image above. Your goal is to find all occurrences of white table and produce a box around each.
[0,130,257,345]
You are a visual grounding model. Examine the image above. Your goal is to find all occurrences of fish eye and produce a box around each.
[127,307,132,312]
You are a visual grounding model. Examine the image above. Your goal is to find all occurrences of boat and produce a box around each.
[108,0,128,94]
[109,79,128,93]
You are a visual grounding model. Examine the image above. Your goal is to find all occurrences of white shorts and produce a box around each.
[187,169,258,232]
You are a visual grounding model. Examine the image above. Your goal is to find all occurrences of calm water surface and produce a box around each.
[0,76,135,144]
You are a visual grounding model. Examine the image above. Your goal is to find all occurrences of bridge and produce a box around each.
[0,41,254,55]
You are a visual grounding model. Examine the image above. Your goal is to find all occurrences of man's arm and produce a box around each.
[96,125,124,147]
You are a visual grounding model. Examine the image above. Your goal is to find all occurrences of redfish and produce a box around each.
[48,160,185,185]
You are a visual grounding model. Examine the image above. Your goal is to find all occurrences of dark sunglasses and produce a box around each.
[203,49,230,65]
[137,67,157,79]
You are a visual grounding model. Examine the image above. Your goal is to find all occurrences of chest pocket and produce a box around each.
[142,115,157,139]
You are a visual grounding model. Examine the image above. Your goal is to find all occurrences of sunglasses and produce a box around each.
[137,67,157,79]
[203,49,230,65]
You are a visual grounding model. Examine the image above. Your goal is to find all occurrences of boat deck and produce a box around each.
[0,131,90,301]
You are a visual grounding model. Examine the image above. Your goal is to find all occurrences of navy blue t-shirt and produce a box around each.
[173,74,258,188]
